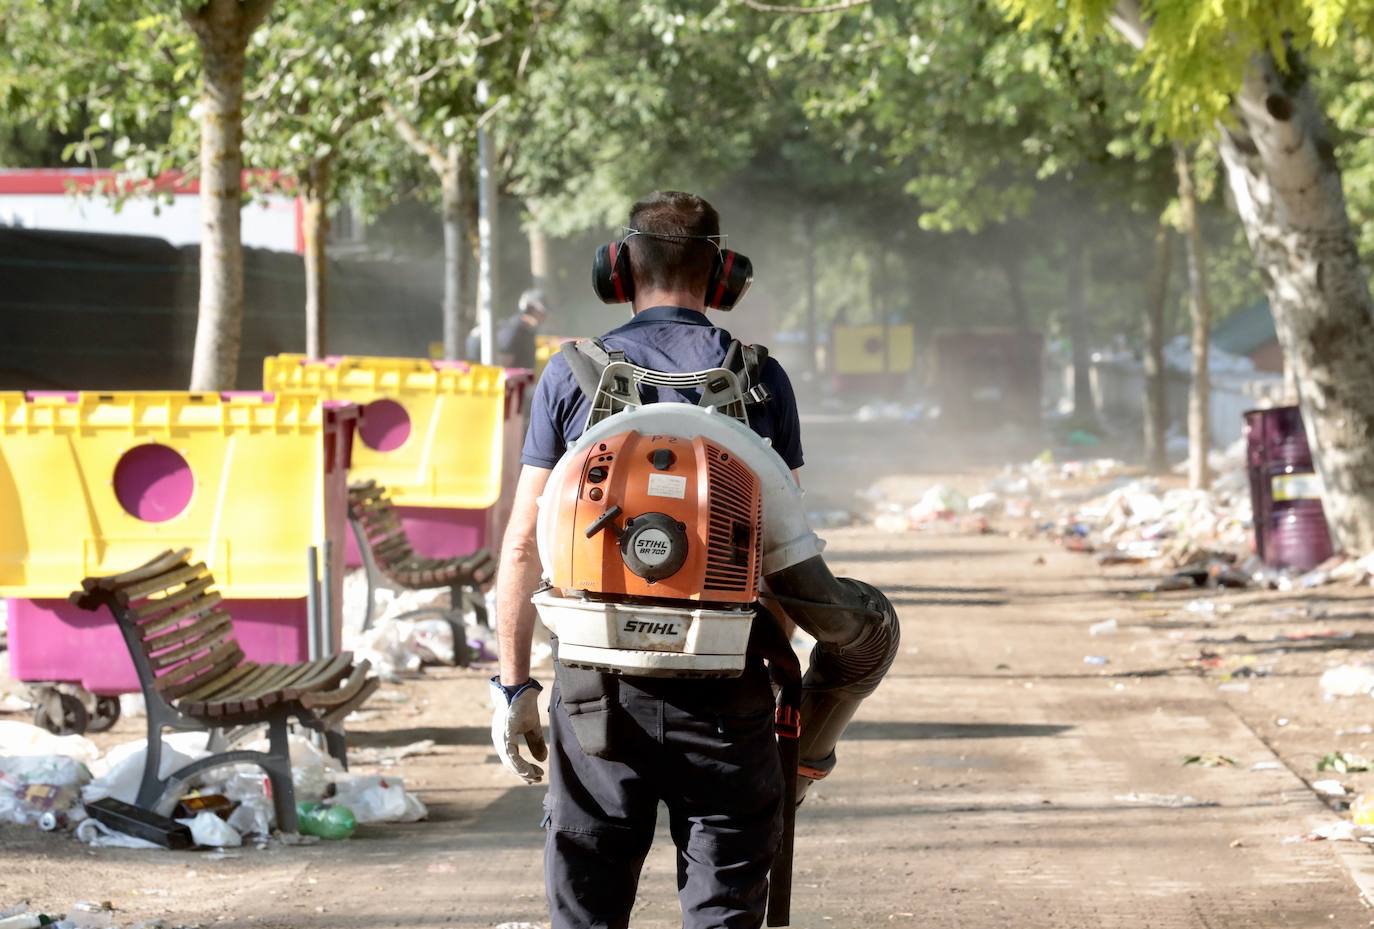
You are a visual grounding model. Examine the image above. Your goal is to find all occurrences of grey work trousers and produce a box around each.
[543,664,784,929]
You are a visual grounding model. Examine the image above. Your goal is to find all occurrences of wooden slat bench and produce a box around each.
[347,480,497,667]
[71,549,380,834]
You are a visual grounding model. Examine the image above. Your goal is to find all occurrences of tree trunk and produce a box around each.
[475,114,498,365]
[528,221,550,292]
[1066,239,1094,425]
[184,0,275,391]
[1174,143,1212,490]
[803,217,819,378]
[1002,256,1030,331]
[440,145,470,361]
[302,156,331,360]
[1216,51,1374,551]
[1142,214,1173,475]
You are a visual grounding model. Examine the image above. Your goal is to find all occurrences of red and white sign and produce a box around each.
[0,168,304,254]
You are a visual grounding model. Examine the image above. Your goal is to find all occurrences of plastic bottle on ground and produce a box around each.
[296,802,357,840]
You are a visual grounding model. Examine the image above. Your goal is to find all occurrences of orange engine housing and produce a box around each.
[549,431,763,604]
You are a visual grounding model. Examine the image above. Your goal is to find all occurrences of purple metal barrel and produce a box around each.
[1243,405,1334,571]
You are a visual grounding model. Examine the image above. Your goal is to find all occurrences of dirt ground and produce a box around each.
[5,421,1374,927]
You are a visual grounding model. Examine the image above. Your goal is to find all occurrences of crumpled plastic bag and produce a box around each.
[1320,664,1374,699]
[908,484,968,523]
[178,810,242,848]
[75,817,164,850]
[0,720,100,765]
[332,774,427,823]
[82,735,210,807]
[227,795,274,837]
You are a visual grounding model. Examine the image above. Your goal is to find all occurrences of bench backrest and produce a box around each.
[347,481,417,569]
[71,549,245,704]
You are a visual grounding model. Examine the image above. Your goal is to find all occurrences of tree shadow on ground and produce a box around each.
[843,721,1073,740]
[349,726,491,748]
[826,548,1015,563]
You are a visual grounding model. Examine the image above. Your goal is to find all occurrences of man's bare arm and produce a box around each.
[497,465,552,687]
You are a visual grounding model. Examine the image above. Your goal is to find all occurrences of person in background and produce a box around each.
[495,289,549,369]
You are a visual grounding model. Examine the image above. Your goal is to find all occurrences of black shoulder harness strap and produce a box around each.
[562,337,771,406]
[722,340,772,407]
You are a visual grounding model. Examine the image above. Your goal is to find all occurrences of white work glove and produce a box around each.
[490,676,548,784]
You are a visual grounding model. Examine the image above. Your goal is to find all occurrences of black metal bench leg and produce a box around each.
[264,713,299,834]
[135,720,165,810]
[324,727,349,772]
[349,514,379,633]
[447,583,470,668]
[468,585,490,630]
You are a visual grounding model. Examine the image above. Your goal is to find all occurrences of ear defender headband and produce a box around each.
[592,229,753,310]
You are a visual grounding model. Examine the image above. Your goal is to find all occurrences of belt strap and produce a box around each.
[751,607,801,928]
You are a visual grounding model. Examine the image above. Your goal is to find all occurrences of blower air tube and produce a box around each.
[763,557,900,800]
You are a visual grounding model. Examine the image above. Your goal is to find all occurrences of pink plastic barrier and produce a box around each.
[7,597,317,696]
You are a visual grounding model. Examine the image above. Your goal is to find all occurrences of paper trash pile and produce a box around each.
[341,570,496,679]
[1,720,427,849]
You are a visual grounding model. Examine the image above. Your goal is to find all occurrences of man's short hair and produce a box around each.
[626,191,720,296]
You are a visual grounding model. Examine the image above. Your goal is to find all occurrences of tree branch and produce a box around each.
[383,100,448,176]
[737,0,869,13]
[1107,0,1148,50]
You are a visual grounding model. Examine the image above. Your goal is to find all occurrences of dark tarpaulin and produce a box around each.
[0,227,445,390]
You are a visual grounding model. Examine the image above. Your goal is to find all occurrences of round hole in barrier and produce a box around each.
[113,444,194,523]
[359,399,411,452]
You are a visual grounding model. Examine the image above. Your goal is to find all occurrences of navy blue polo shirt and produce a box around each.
[521,305,804,470]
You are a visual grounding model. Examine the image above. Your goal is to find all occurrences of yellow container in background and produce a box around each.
[264,355,508,510]
[535,335,575,380]
[0,391,355,598]
[833,324,916,375]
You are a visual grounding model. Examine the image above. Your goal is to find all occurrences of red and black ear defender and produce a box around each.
[592,239,754,310]
[592,240,636,304]
[705,248,753,311]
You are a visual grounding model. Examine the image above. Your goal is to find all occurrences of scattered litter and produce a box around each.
[1337,724,1374,736]
[1114,792,1217,808]
[1088,619,1118,637]
[1352,792,1374,826]
[1216,682,1251,694]
[83,734,210,807]
[0,721,100,765]
[177,810,241,848]
[1319,664,1374,699]
[1318,751,1371,774]
[332,774,427,824]
[349,739,439,767]
[0,753,90,826]
[75,817,164,850]
[1251,760,1284,771]
[1312,779,1348,798]
[1183,753,1237,768]
[1083,655,1109,666]
[1293,820,1374,843]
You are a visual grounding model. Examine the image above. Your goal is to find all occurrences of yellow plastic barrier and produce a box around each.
[263,355,508,509]
[535,334,576,380]
[0,391,355,598]
[833,324,916,375]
